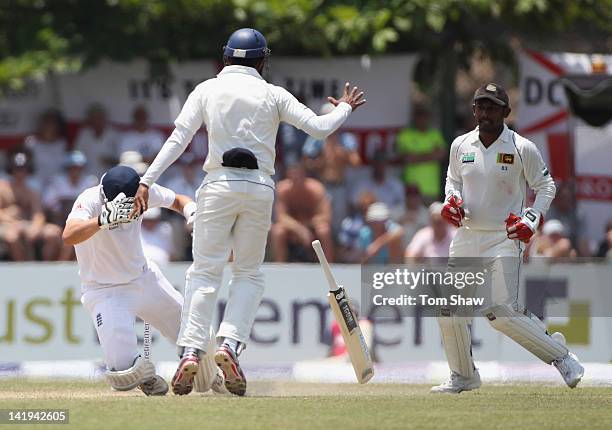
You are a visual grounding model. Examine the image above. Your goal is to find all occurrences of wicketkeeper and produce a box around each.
[434,83,584,393]
[63,165,225,396]
[132,28,366,396]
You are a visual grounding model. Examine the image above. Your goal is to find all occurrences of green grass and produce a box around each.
[1,380,611,430]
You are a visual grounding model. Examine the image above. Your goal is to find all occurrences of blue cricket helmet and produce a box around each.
[101,165,140,201]
[223,28,270,59]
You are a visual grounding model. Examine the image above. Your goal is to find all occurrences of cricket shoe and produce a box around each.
[171,354,200,395]
[139,375,169,396]
[554,351,584,388]
[430,369,481,394]
[215,345,246,396]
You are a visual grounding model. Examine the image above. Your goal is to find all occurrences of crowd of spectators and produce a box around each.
[0,104,609,264]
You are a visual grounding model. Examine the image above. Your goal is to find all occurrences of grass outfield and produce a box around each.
[1,380,611,430]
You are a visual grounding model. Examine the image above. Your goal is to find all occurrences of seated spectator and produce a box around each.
[358,202,404,264]
[279,122,308,169]
[405,202,455,260]
[24,109,68,189]
[164,153,205,198]
[337,191,377,263]
[141,207,175,266]
[396,105,446,204]
[74,103,119,178]
[43,151,98,227]
[399,185,430,247]
[595,219,612,260]
[529,219,575,261]
[271,162,333,262]
[0,152,62,261]
[547,182,590,256]
[118,105,164,163]
[302,103,361,232]
[352,151,405,221]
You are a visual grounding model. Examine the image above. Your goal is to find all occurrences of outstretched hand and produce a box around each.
[328,82,366,112]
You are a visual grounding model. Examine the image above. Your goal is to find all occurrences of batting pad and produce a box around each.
[484,304,568,364]
[106,355,156,391]
[437,314,475,378]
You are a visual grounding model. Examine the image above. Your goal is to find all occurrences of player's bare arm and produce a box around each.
[133,183,149,217]
[169,193,197,230]
[62,217,101,245]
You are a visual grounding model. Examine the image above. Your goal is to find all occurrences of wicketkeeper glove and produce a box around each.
[98,193,137,229]
[505,207,543,243]
[441,193,465,227]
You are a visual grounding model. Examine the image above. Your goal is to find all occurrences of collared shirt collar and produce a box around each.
[470,123,511,146]
[217,65,264,80]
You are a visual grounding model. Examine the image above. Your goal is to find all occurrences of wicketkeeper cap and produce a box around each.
[101,165,140,201]
[473,83,510,107]
[223,28,270,59]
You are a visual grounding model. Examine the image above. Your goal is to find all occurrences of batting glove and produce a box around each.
[98,193,137,229]
[441,193,465,227]
[505,207,543,243]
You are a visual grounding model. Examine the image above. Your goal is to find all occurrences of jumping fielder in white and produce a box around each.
[131,28,366,396]
[435,83,584,393]
[62,165,225,396]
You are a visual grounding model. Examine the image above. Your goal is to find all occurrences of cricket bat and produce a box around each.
[312,240,374,384]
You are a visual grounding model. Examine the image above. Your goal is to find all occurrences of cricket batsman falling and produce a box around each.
[434,83,584,393]
[132,28,366,396]
[62,165,225,396]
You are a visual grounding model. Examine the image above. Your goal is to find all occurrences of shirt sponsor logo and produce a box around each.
[461,152,476,163]
[497,153,514,164]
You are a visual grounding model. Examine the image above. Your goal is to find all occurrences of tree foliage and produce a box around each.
[0,0,611,88]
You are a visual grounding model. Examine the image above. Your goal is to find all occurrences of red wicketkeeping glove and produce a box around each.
[505,207,543,243]
[441,194,465,227]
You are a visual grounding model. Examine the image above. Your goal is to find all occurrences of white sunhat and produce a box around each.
[542,219,566,236]
[119,151,149,176]
[428,201,444,216]
[366,202,390,222]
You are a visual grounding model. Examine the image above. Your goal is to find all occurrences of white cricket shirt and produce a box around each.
[140,65,352,186]
[445,125,556,231]
[67,184,175,289]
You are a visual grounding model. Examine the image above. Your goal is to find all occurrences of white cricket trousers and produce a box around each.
[449,228,523,306]
[437,228,524,377]
[81,263,183,371]
[177,168,275,352]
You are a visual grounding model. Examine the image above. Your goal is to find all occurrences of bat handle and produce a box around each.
[312,240,338,290]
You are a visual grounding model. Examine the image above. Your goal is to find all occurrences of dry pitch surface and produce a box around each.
[1,379,611,430]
